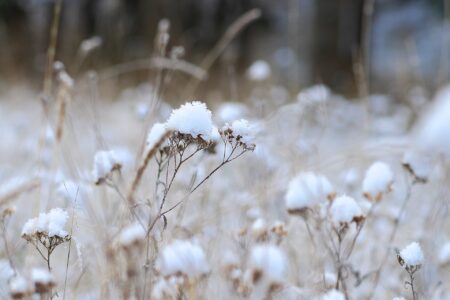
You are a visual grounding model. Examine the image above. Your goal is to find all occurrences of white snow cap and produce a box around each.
[166,101,213,140]
[92,150,122,183]
[223,119,254,144]
[285,172,334,212]
[247,60,271,81]
[158,240,209,279]
[322,289,345,300]
[145,122,167,153]
[31,268,54,285]
[119,223,146,248]
[402,150,433,182]
[22,208,69,238]
[330,195,364,225]
[0,260,14,281]
[439,242,450,265]
[362,161,393,200]
[9,276,30,295]
[400,242,424,267]
[249,244,287,284]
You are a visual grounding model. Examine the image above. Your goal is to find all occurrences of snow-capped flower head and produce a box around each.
[285,172,334,215]
[321,289,345,300]
[157,240,209,281]
[151,278,178,300]
[22,208,69,239]
[220,119,256,151]
[31,268,55,294]
[166,101,213,141]
[362,161,394,201]
[438,242,450,266]
[297,84,331,107]
[402,150,433,183]
[397,242,424,271]
[251,218,268,241]
[330,195,364,228]
[9,275,32,299]
[21,208,70,252]
[247,60,271,81]
[92,150,122,184]
[249,244,287,289]
[118,223,146,250]
[145,122,168,154]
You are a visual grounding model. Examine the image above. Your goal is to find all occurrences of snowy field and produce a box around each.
[0,75,450,300]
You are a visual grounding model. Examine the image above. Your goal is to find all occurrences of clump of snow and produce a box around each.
[166,101,213,140]
[119,223,146,248]
[439,242,450,265]
[249,244,287,284]
[145,122,168,153]
[31,268,54,285]
[297,84,331,106]
[399,242,424,267]
[362,161,393,201]
[92,150,122,184]
[251,218,268,239]
[247,60,271,81]
[330,195,364,226]
[322,289,345,300]
[402,150,433,182]
[22,208,69,239]
[9,276,31,297]
[0,260,14,281]
[151,278,178,299]
[285,172,334,213]
[157,240,209,279]
[222,119,254,144]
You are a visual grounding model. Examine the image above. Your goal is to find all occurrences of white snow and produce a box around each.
[145,122,167,153]
[119,223,146,247]
[9,276,29,295]
[362,161,393,200]
[322,289,345,300]
[330,195,363,225]
[285,172,334,212]
[439,242,450,265]
[158,240,209,279]
[92,150,121,183]
[400,242,424,267]
[0,260,14,281]
[166,101,213,140]
[22,208,69,238]
[402,150,433,181]
[416,85,450,162]
[247,60,271,81]
[222,119,254,144]
[31,268,53,285]
[249,244,287,284]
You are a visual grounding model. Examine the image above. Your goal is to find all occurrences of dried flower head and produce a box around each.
[9,276,32,299]
[157,240,209,282]
[329,195,365,230]
[118,223,146,250]
[220,119,256,151]
[92,150,122,184]
[285,172,334,215]
[362,161,394,201]
[397,242,424,272]
[31,268,55,294]
[249,244,287,290]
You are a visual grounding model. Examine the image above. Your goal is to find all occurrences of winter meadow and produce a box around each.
[1,1,450,300]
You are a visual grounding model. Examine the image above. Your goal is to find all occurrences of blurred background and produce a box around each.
[0,0,448,98]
